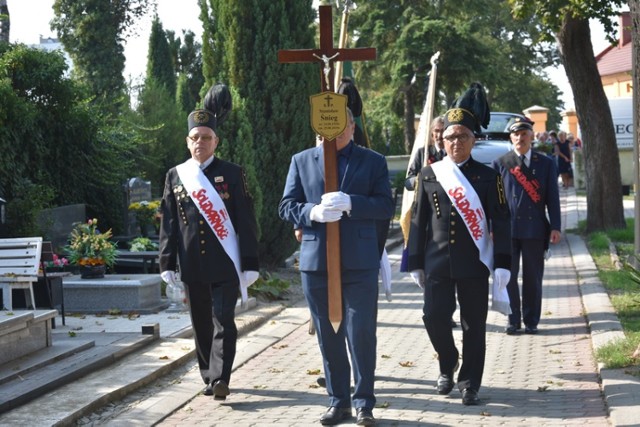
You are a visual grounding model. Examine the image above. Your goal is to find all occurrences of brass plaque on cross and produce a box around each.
[309,92,348,140]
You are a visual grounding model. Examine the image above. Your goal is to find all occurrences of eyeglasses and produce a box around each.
[443,133,472,143]
[188,134,214,142]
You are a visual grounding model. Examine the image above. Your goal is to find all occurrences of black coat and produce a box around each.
[407,157,511,278]
[159,157,259,284]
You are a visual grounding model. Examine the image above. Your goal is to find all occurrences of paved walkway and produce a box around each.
[151,187,633,426]
[2,188,638,426]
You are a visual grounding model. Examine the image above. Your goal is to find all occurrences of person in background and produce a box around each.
[159,84,260,401]
[404,115,457,328]
[492,117,562,335]
[554,131,573,188]
[407,83,512,406]
[279,108,393,426]
[404,116,446,191]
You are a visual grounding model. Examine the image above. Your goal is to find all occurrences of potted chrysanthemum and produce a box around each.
[65,218,118,279]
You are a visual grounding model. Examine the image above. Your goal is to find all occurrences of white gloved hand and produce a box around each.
[244,270,260,286]
[321,191,352,212]
[161,270,178,286]
[494,268,511,290]
[409,269,425,289]
[310,204,343,223]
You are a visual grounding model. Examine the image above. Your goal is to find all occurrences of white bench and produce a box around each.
[0,237,43,310]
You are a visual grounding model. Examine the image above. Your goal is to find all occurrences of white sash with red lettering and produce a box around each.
[431,157,493,273]
[176,158,250,303]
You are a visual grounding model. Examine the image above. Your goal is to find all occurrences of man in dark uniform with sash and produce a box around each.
[159,84,260,400]
[407,83,512,406]
[492,118,561,335]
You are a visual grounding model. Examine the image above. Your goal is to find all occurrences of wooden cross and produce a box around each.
[278,5,376,332]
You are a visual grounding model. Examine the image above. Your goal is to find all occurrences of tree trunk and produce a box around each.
[556,14,626,232]
[630,0,640,255]
[0,0,9,43]
[403,87,416,154]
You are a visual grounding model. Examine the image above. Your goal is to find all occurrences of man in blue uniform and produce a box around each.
[159,86,260,400]
[492,118,561,335]
[407,83,512,406]
[279,108,393,426]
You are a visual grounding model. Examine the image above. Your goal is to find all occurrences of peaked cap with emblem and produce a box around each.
[509,116,534,133]
[443,82,490,135]
[188,83,233,132]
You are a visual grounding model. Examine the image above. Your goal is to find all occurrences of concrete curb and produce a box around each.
[564,192,640,427]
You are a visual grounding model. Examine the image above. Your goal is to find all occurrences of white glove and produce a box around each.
[310,204,343,223]
[493,268,511,290]
[161,270,178,286]
[410,269,425,289]
[244,270,260,286]
[321,191,352,212]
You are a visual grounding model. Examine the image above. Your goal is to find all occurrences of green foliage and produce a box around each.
[129,237,158,252]
[214,88,263,239]
[173,30,204,112]
[248,274,291,301]
[146,16,177,97]
[134,78,187,190]
[588,231,609,251]
[350,0,564,153]
[4,179,54,237]
[595,335,640,369]
[585,219,640,369]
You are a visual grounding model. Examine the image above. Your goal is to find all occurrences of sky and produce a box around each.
[8,0,617,109]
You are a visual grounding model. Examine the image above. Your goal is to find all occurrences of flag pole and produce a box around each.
[399,52,441,244]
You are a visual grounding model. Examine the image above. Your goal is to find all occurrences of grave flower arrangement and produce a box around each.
[129,237,158,252]
[45,254,69,271]
[65,218,118,268]
[128,200,161,235]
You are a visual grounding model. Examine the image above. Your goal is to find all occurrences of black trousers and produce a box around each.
[507,238,545,328]
[422,274,489,392]
[184,278,239,385]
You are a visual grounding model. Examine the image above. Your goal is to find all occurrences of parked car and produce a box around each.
[471,112,526,166]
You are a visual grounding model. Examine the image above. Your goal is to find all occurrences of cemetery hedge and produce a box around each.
[0,43,138,238]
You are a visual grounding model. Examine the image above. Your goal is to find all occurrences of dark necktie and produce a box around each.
[519,154,527,168]
[338,151,349,182]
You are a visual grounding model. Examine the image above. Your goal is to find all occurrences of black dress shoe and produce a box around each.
[356,407,375,426]
[204,379,229,400]
[320,406,352,425]
[525,326,539,334]
[505,324,520,335]
[461,388,481,405]
[436,374,455,395]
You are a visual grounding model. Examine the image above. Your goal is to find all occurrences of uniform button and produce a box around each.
[199,220,204,225]
[200,230,204,234]
[451,221,455,226]
[201,250,206,254]
[450,239,455,244]
[451,230,456,235]
[200,240,205,244]
[451,211,456,216]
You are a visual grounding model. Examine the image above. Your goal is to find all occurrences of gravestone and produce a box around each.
[37,204,86,251]
[124,177,152,237]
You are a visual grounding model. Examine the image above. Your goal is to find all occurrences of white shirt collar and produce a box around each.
[197,155,215,169]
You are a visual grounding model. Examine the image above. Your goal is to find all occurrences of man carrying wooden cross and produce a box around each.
[279,107,393,425]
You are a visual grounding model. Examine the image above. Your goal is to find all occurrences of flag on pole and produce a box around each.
[399,52,441,247]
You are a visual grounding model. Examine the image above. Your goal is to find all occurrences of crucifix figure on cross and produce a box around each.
[278,5,376,332]
[313,52,341,90]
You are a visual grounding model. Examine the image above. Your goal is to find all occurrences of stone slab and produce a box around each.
[0,310,57,365]
[62,274,167,314]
